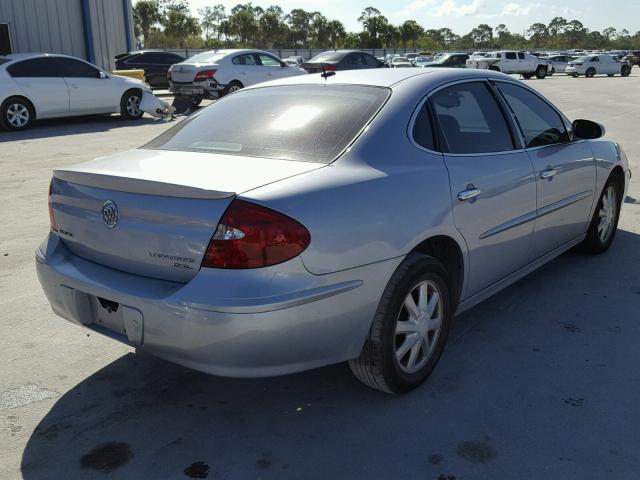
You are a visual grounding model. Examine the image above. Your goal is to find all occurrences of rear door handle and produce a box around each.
[540,167,557,179]
[458,186,481,201]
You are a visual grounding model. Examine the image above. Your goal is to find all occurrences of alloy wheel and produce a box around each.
[228,85,241,93]
[394,280,443,374]
[598,185,617,243]
[6,103,29,128]
[126,95,142,117]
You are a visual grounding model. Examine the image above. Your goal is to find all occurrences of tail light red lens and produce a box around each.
[202,200,310,269]
[322,65,337,72]
[194,69,217,81]
[48,179,57,231]
[166,70,172,80]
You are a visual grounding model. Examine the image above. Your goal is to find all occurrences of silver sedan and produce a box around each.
[36,69,630,393]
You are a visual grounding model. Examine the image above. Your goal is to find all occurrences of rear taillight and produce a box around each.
[322,65,337,72]
[166,70,172,80]
[194,69,217,81]
[48,179,57,231]
[202,200,310,269]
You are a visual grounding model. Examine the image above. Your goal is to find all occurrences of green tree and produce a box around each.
[470,24,492,48]
[527,23,549,48]
[133,0,161,45]
[287,9,312,47]
[327,20,346,48]
[198,4,226,43]
[548,16,567,48]
[400,20,424,48]
[357,7,389,47]
[602,27,617,41]
[163,9,201,46]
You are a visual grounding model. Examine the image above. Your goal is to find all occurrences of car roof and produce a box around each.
[0,53,93,64]
[248,67,515,91]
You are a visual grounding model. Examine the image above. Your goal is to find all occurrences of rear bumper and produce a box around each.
[168,80,223,98]
[565,66,584,74]
[35,234,400,377]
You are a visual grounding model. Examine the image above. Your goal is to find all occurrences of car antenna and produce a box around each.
[320,61,335,79]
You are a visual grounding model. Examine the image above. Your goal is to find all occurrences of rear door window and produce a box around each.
[430,82,514,154]
[517,52,525,59]
[7,57,60,77]
[144,85,390,163]
[506,52,517,60]
[495,82,569,148]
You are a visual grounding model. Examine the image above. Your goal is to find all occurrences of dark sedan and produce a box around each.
[115,50,185,88]
[421,53,469,68]
[302,50,386,73]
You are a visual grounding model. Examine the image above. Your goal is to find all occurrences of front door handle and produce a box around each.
[458,186,481,201]
[540,167,557,179]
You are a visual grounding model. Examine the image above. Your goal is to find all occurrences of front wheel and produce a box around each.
[575,176,622,254]
[621,65,631,77]
[585,67,596,78]
[521,73,533,80]
[120,90,143,119]
[535,66,547,79]
[349,254,452,394]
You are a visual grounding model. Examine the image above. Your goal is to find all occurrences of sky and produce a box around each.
[137,1,640,35]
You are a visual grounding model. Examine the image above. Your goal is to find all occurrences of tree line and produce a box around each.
[133,0,640,51]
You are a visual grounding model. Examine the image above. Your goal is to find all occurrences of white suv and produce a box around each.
[168,49,307,100]
[466,51,549,79]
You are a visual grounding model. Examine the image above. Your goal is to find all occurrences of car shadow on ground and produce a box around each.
[0,115,164,141]
[20,229,640,480]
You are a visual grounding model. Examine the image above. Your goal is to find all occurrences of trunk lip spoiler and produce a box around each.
[52,169,235,200]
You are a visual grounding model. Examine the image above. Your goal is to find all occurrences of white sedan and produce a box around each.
[566,54,632,77]
[168,49,307,100]
[0,53,151,131]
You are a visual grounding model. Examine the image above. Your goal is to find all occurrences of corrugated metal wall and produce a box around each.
[0,0,133,71]
[89,0,132,71]
[0,0,86,59]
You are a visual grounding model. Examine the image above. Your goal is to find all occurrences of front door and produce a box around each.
[494,81,596,259]
[57,58,118,113]
[431,81,537,297]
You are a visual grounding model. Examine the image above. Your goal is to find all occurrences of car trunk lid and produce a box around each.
[51,149,323,282]
[169,63,211,83]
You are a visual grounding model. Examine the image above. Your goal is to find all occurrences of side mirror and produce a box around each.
[99,71,107,79]
[572,119,605,140]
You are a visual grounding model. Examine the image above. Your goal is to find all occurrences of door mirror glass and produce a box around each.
[572,119,605,139]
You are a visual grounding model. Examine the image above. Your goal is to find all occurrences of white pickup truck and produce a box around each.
[466,51,549,79]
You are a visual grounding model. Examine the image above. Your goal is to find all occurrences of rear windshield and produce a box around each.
[186,51,227,63]
[573,56,592,62]
[143,85,390,163]
[308,52,346,63]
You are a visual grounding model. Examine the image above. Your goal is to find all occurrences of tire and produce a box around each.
[349,254,453,394]
[222,80,243,97]
[575,175,622,254]
[120,89,143,119]
[535,65,547,79]
[0,96,34,131]
[621,65,631,77]
[585,67,596,78]
[191,97,203,107]
[521,73,533,80]
[548,67,555,76]
[607,74,614,77]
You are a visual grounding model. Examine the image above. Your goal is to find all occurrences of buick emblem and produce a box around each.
[102,200,119,229]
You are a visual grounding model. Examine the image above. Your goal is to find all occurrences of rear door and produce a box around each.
[7,57,69,116]
[494,81,596,259]
[431,81,537,296]
[230,53,264,86]
[57,57,119,113]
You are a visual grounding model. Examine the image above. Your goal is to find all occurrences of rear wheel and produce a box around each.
[0,96,34,131]
[120,89,143,119]
[222,80,243,97]
[585,67,596,78]
[535,65,547,79]
[575,176,622,254]
[622,65,631,77]
[349,254,452,394]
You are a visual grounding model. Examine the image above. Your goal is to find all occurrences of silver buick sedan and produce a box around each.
[37,69,630,393]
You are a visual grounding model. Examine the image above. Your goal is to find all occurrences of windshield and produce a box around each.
[143,85,390,163]
[186,51,227,64]
[308,51,346,63]
[434,55,451,63]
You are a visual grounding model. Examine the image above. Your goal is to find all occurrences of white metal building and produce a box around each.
[0,0,135,71]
